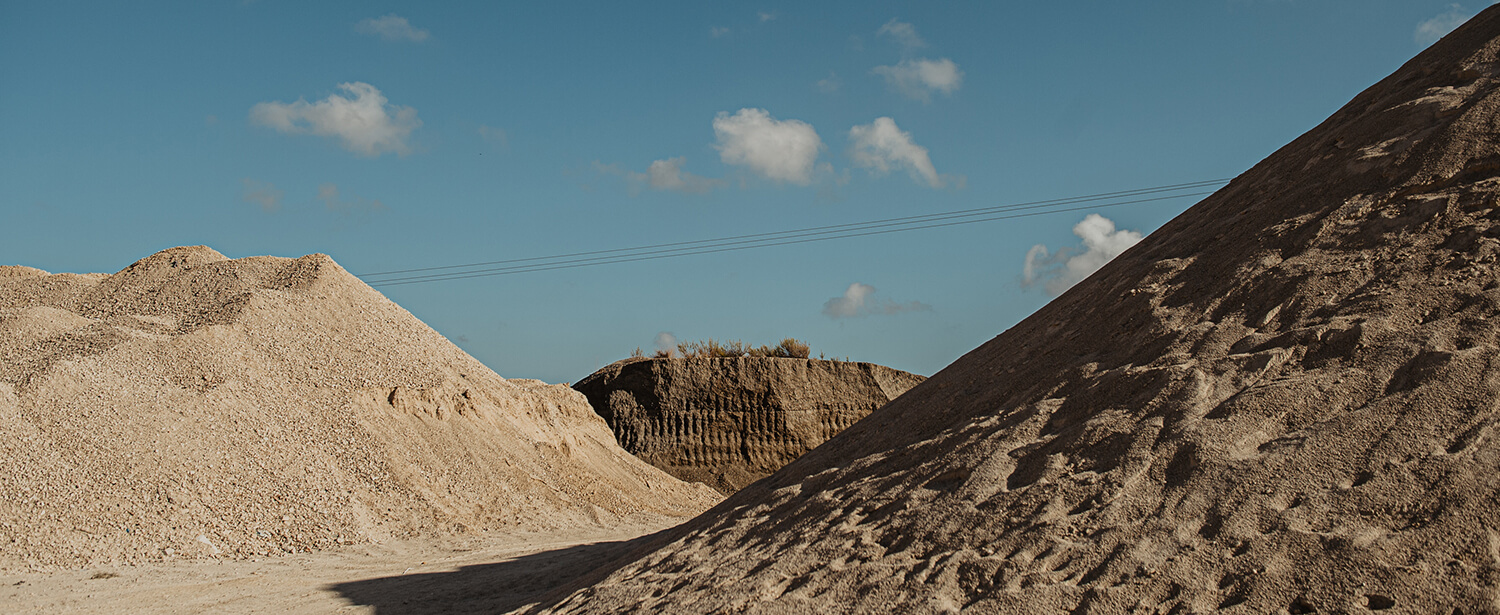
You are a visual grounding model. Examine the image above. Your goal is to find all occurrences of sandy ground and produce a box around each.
[1,521,669,614]
[0,246,717,572]
[526,8,1500,613]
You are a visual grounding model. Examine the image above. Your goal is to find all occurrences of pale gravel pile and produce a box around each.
[0,246,719,571]
[525,8,1500,615]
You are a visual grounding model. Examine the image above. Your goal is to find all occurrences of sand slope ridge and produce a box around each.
[0,246,718,571]
[528,8,1500,614]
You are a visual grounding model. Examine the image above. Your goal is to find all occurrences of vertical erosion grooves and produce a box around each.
[573,357,925,494]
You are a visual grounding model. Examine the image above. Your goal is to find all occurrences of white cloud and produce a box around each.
[710,26,731,37]
[317,183,388,216]
[1417,3,1500,44]
[1023,214,1143,295]
[873,58,964,102]
[848,117,943,188]
[240,178,283,213]
[250,82,421,157]
[759,11,777,22]
[713,108,824,185]
[824,282,875,318]
[822,282,932,319]
[654,332,678,355]
[876,19,925,51]
[355,14,429,42]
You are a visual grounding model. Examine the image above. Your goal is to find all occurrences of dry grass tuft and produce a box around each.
[651,337,814,359]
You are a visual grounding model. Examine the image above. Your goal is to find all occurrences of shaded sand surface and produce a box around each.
[2,523,666,614]
[524,8,1500,615]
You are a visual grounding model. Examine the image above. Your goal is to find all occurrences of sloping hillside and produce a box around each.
[0,246,718,570]
[530,7,1500,614]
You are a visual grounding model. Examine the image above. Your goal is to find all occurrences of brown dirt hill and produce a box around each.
[573,357,925,494]
[525,8,1500,615]
[0,246,719,571]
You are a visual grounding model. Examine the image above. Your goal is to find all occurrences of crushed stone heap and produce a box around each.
[527,8,1500,614]
[573,357,925,494]
[0,247,718,570]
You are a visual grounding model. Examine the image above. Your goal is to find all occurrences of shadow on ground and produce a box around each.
[329,537,645,614]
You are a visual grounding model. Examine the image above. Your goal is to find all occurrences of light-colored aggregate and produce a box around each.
[0,247,719,572]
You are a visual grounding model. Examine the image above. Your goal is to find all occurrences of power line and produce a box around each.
[370,191,1216,287]
[362,178,1229,287]
[366,183,1223,286]
[359,179,1225,279]
[366,186,1221,285]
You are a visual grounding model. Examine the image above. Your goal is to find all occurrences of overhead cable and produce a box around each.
[361,178,1228,287]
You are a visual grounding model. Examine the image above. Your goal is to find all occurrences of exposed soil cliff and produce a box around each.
[574,357,924,494]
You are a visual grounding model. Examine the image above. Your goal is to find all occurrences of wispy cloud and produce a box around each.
[877,19,925,51]
[654,332,678,356]
[478,124,507,147]
[240,178,283,213]
[1416,4,1471,45]
[814,71,841,93]
[643,157,724,194]
[873,58,963,102]
[355,14,429,42]
[710,26,731,38]
[250,82,421,157]
[634,157,726,194]
[1023,214,1142,296]
[317,183,388,217]
[595,157,726,195]
[848,117,947,188]
[713,108,823,185]
[822,282,932,319]
[758,11,778,22]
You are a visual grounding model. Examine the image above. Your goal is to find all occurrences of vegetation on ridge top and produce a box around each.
[632,337,813,360]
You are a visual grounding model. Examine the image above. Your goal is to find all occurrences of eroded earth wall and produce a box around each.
[574,357,924,493]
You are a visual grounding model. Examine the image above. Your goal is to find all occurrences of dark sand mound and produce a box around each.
[574,357,925,493]
[527,9,1500,614]
[0,247,718,571]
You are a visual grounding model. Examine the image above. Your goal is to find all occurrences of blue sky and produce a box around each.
[1,1,1487,383]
